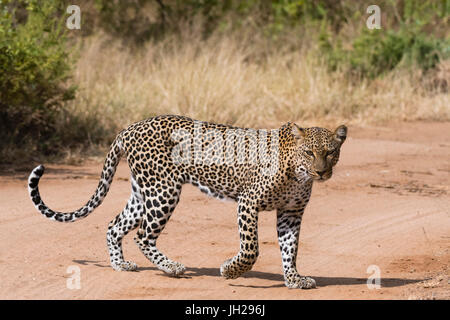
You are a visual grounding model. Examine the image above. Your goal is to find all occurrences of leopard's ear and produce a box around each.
[292,123,306,141]
[334,125,347,143]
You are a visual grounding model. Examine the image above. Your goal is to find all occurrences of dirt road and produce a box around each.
[0,122,448,299]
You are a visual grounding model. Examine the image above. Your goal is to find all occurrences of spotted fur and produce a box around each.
[28,115,347,289]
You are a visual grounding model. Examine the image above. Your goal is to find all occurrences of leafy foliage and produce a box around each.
[319,1,449,78]
[0,0,76,157]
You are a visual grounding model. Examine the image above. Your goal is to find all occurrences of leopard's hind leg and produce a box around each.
[134,177,185,277]
[107,176,144,271]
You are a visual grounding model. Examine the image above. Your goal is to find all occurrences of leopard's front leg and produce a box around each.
[277,209,316,289]
[220,198,259,279]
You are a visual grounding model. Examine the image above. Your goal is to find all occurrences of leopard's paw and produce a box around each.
[112,260,138,272]
[220,258,246,279]
[285,275,316,289]
[160,261,186,277]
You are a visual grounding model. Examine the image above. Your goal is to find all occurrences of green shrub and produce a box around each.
[351,28,447,77]
[319,0,449,78]
[0,0,77,159]
[320,26,449,78]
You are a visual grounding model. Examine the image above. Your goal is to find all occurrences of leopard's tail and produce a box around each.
[27,135,125,223]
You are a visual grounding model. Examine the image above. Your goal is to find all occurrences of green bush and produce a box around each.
[319,0,449,78]
[321,30,449,78]
[321,27,449,78]
[0,0,77,158]
[351,28,447,77]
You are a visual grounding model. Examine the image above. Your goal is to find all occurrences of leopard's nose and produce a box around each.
[316,170,327,177]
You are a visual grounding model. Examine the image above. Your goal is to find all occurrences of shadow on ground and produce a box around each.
[72,259,110,268]
[74,261,423,289]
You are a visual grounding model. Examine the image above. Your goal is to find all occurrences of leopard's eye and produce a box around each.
[305,150,314,157]
[326,149,336,156]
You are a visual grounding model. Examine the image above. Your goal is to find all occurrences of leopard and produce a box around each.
[28,114,347,289]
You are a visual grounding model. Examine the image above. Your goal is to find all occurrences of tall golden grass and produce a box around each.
[65,27,449,139]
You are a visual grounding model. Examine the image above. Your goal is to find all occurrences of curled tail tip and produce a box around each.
[29,165,45,190]
[32,164,45,176]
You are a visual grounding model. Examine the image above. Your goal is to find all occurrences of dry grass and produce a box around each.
[66,29,449,137]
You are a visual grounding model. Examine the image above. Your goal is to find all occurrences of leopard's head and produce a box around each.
[290,124,347,182]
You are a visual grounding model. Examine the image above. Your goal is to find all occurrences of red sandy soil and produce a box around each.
[0,122,448,300]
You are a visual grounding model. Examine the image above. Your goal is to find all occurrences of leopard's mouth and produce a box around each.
[309,170,332,181]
